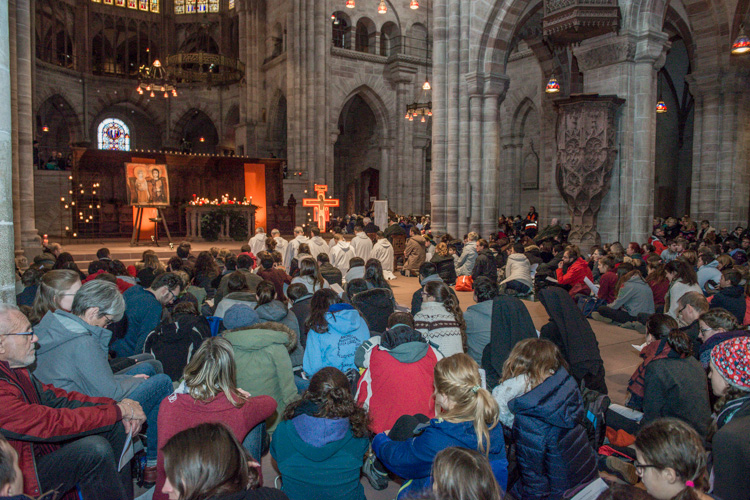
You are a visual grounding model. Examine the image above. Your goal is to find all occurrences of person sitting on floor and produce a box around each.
[344,257,365,284]
[555,246,594,297]
[500,242,533,296]
[347,278,394,335]
[317,253,343,287]
[414,281,466,357]
[593,266,655,328]
[472,239,498,283]
[369,232,395,278]
[257,251,292,302]
[675,291,710,355]
[709,268,747,324]
[696,308,746,369]
[465,277,499,365]
[410,262,458,316]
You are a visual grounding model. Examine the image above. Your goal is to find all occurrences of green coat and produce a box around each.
[224,321,298,432]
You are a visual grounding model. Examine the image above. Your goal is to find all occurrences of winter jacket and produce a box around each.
[344,265,365,283]
[0,360,122,497]
[608,274,655,317]
[430,254,457,285]
[285,235,310,272]
[712,396,750,500]
[355,328,442,433]
[224,322,299,431]
[710,285,747,324]
[34,310,143,400]
[465,300,493,365]
[255,300,304,368]
[472,249,498,281]
[410,274,457,315]
[370,239,395,273]
[697,330,750,369]
[533,224,562,244]
[414,301,464,357]
[303,304,370,376]
[597,270,618,303]
[215,291,257,319]
[404,235,427,272]
[555,258,594,297]
[215,269,263,305]
[383,223,407,240]
[643,356,711,437]
[665,280,703,319]
[271,406,368,500]
[507,368,599,500]
[307,236,330,259]
[697,260,722,291]
[290,295,312,347]
[319,263,343,286]
[257,267,293,301]
[372,418,508,499]
[501,253,533,288]
[350,288,395,334]
[350,232,374,261]
[455,241,478,276]
[330,241,356,275]
[143,312,209,381]
[111,285,163,357]
[154,393,277,500]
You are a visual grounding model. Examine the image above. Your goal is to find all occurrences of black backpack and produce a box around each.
[579,381,611,451]
[143,316,209,381]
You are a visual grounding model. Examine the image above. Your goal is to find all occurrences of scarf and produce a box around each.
[626,338,683,409]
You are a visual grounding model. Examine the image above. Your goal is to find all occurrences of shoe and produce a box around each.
[620,321,639,331]
[591,312,613,324]
[633,322,647,334]
[142,465,157,486]
[362,451,389,490]
[600,456,638,485]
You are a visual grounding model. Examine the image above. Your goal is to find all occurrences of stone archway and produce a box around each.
[173,109,219,155]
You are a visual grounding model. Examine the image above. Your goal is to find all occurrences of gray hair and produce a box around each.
[71,280,125,322]
[271,229,280,236]
[0,304,23,335]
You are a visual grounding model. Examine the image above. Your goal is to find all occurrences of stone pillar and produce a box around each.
[481,73,509,238]
[430,0,447,234]
[0,0,17,302]
[554,95,624,248]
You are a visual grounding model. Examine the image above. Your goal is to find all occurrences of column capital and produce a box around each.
[634,31,671,70]
[465,72,484,97]
[483,73,510,100]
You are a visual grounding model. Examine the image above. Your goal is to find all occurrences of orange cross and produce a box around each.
[302,184,340,230]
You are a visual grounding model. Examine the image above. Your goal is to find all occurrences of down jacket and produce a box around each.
[507,367,598,500]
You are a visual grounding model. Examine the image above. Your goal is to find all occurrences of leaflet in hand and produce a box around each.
[584,277,599,295]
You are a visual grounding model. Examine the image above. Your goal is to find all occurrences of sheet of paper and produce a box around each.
[584,277,599,295]
[632,342,648,352]
[545,277,559,284]
[330,283,345,296]
[570,478,609,500]
[118,430,134,472]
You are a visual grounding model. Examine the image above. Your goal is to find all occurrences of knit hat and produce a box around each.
[223,304,260,330]
[710,337,750,391]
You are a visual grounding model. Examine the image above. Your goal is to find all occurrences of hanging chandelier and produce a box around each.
[410,0,419,9]
[545,75,560,93]
[732,24,749,55]
[136,60,177,98]
[405,3,430,122]
[346,0,355,7]
[656,100,667,113]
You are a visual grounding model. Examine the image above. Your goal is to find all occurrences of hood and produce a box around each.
[509,368,583,428]
[507,253,528,264]
[309,236,326,246]
[224,321,297,352]
[336,241,352,250]
[295,235,309,243]
[467,300,494,318]
[374,239,392,249]
[354,232,371,241]
[411,235,426,244]
[326,306,366,336]
[255,300,289,322]
[430,419,506,456]
[420,273,444,286]
[288,414,355,459]
[35,310,111,356]
[385,341,430,363]
[625,274,650,288]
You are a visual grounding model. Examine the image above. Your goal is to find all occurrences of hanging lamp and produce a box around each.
[732,24,750,55]
[345,0,355,8]
[410,0,419,9]
[378,0,387,14]
[545,75,560,93]
[422,79,431,90]
[656,72,667,113]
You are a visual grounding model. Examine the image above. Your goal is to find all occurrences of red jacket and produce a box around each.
[649,237,667,255]
[556,258,594,297]
[355,339,441,434]
[0,361,122,497]
[154,392,277,500]
[597,270,619,303]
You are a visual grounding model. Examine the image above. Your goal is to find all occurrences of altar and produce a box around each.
[185,205,256,241]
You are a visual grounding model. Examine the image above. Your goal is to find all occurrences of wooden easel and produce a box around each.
[130,206,173,246]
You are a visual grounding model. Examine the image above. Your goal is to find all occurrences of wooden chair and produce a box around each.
[392,234,407,270]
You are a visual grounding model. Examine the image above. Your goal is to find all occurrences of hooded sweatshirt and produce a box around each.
[711,285,747,324]
[307,236,330,259]
[271,401,369,500]
[465,300,494,365]
[501,253,533,288]
[354,327,442,433]
[34,310,144,400]
[255,300,304,368]
[608,274,655,317]
[350,288,395,334]
[350,232,373,261]
[331,240,355,275]
[697,259,722,291]
[370,238,395,272]
[303,304,370,376]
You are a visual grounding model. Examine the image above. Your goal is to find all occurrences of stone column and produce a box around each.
[466,72,483,230]
[481,73,509,238]
[8,0,21,258]
[554,95,624,247]
[0,0,17,302]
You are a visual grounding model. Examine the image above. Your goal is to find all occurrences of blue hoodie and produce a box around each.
[697,260,722,291]
[372,418,508,499]
[303,304,370,376]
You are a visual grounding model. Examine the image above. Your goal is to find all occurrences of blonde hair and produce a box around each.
[433,354,499,455]
[436,242,449,256]
[501,338,568,390]
[183,337,247,408]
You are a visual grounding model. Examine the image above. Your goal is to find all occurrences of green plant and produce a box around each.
[198,206,257,242]
[200,210,224,241]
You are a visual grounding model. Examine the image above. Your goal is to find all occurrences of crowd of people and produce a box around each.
[0,210,748,500]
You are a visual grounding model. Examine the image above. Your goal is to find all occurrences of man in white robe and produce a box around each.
[307,226,329,259]
[271,229,289,266]
[330,233,355,275]
[350,224,373,261]
[369,231,395,276]
[248,227,267,256]
[284,226,309,272]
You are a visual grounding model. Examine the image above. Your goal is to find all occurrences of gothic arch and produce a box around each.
[332,84,392,144]
[267,92,287,158]
[476,0,541,75]
[89,93,165,137]
[35,91,83,141]
[169,101,221,143]
[172,108,219,154]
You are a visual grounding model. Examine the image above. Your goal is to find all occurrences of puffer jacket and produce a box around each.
[223,321,299,431]
[255,300,304,368]
[472,248,498,281]
[303,304,370,376]
[501,253,533,288]
[555,258,594,297]
[350,288,395,334]
[508,367,598,500]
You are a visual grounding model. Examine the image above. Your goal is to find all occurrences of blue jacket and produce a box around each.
[111,285,163,357]
[303,305,370,376]
[697,260,721,291]
[372,418,508,499]
[508,368,598,500]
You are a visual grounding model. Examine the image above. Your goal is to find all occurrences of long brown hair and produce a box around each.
[305,288,343,334]
[30,269,80,325]
[646,255,668,285]
[424,280,467,351]
[431,447,504,500]
[299,257,325,290]
[282,367,369,438]
[253,280,276,308]
[501,338,568,390]
[433,354,499,455]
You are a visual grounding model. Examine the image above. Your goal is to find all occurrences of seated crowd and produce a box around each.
[1,212,748,500]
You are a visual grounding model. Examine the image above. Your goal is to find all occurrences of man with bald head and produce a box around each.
[0,304,144,499]
[285,226,309,272]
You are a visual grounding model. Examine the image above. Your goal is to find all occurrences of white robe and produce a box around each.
[274,236,289,265]
[370,239,394,273]
[285,235,309,271]
[330,241,355,275]
[248,232,267,257]
[350,232,373,261]
[307,236,330,259]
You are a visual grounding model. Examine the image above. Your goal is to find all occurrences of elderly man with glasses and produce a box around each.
[0,303,145,499]
[33,279,174,485]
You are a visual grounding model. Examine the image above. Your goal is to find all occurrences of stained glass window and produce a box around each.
[115,0,126,7]
[128,0,137,9]
[174,0,184,13]
[98,119,131,151]
[209,0,219,12]
[139,0,148,10]
[197,0,208,13]
[186,0,196,13]
[150,0,159,12]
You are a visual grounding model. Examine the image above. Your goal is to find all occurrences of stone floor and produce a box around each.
[64,241,641,499]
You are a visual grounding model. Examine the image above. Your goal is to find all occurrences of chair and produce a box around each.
[392,234,407,269]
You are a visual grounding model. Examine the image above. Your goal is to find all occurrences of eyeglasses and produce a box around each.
[699,326,714,335]
[99,315,115,327]
[634,462,658,476]
[1,331,34,337]
[676,305,686,316]
[165,289,177,302]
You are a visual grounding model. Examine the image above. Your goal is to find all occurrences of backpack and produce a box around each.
[579,381,611,451]
[143,317,209,381]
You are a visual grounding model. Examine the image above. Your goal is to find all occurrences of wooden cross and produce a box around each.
[302,184,340,231]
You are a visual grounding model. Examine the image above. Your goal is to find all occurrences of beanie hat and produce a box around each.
[710,337,750,391]
[223,304,260,330]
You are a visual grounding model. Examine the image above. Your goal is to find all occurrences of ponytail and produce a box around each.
[666,329,693,357]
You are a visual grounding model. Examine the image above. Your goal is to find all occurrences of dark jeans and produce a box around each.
[596,306,638,324]
[36,423,132,500]
[123,365,174,464]
[605,408,641,435]
[242,422,269,460]
[505,281,531,294]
